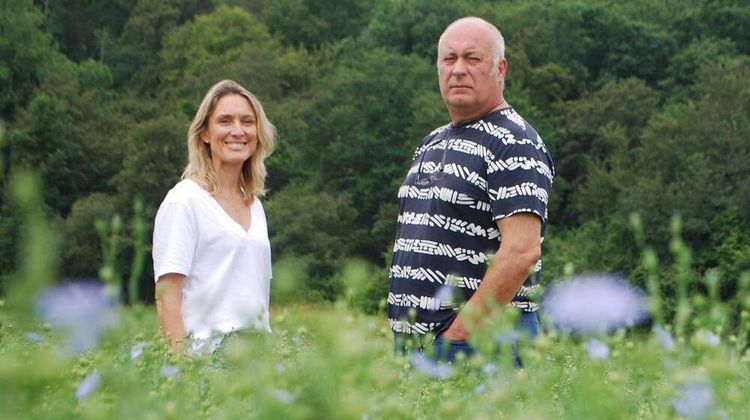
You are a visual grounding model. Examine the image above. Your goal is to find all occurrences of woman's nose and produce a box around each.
[231,121,244,135]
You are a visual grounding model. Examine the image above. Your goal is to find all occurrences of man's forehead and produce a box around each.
[438,37,492,55]
[439,24,494,52]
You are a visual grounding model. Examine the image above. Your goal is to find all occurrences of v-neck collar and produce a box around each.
[188,179,253,234]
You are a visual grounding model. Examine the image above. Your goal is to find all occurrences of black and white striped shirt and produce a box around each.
[388,107,555,337]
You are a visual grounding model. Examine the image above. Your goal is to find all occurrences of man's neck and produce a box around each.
[449,98,508,125]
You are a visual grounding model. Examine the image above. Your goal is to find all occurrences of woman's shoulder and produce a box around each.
[163,179,208,205]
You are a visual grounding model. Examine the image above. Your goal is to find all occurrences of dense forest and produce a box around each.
[1,0,748,309]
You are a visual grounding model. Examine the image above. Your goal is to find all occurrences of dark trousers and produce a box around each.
[397,311,540,367]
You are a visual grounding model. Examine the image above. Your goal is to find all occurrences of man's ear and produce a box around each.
[498,58,508,80]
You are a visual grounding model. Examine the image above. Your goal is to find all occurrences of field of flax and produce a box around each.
[2,173,750,419]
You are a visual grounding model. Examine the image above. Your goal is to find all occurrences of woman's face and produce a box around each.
[203,94,258,169]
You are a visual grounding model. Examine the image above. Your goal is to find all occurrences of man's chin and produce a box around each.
[444,97,476,110]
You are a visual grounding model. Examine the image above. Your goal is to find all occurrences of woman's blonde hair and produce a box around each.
[182,79,276,201]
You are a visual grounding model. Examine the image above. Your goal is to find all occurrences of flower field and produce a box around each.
[2,174,749,418]
[2,292,749,419]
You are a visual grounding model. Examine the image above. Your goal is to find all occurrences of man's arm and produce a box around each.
[441,212,542,340]
[155,273,187,354]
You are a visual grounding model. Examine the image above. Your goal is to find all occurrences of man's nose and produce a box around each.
[452,58,468,75]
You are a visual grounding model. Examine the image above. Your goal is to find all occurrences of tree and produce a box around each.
[240,0,375,49]
[159,5,308,112]
[264,182,363,300]
[293,47,445,259]
[111,0,200,91]
[556,78,660,225]
[0,0,60,121]
[61,193,118,277]
[111,115,186,216]
[624,58,750,269]
[40,0,133,62]
[359,0,475,59]
[9,62,125,215]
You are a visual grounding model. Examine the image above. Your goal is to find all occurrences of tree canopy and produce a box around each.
[1,0,748,303]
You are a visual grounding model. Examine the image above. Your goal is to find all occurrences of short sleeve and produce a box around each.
[487,129,554,225]
[152,201,197,281]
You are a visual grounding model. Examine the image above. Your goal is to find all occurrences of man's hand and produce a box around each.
[442,213,542,340]
[441,316,470,341]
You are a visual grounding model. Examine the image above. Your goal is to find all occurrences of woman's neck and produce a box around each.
[213,162,243,197]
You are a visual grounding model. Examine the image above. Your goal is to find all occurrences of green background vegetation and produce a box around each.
[2,1,750,418]
[1,0,749,309]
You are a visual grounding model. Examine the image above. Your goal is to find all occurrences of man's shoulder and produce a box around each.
[469,107,549,151]
[420,123,451,144]
[479,107,535,134]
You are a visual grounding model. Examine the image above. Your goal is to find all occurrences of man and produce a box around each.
[387,17,554,362]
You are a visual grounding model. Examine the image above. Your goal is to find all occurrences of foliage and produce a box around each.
[61,193,118,278]
[1,274,750,418]
[110,0,200,91]
[0,0,61,121]
[359,0,475,59]
[159,5,308,112]
[241,0,375,49]
[0,0,749,306]
[265,183,362,300]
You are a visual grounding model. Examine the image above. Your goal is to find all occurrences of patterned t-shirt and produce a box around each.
[387,107,554,338]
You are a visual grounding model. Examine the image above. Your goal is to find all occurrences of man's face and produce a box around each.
[437,22,505,121]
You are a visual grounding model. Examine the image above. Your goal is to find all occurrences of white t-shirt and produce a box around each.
[153,179,272,354]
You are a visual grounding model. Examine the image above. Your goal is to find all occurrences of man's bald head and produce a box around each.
[436,17,508,123]
[438,17,505,68]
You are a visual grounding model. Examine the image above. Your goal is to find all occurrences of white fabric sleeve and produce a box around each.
[152,201,197,281]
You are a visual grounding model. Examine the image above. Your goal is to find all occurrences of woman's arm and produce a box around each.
[155,273,187,354]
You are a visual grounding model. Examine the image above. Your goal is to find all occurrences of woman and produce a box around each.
[153,79,275,355]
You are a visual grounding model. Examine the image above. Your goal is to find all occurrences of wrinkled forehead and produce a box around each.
[438,23,495,56]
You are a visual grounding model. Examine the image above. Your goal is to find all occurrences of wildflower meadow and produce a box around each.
[2,2,750,418]
[1,173,750,419]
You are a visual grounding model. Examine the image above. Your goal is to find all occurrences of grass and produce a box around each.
[2,173,749,419]
[2,299,749,419]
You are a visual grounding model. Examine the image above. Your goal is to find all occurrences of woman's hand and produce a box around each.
[155,273,187,354]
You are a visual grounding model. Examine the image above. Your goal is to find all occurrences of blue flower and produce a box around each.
[584,339,610,360]
[693,330,720,347]
[541,274,648,334]
[25,332,45,344]
[76,371,101,402]
[653,325,675,350]
[130,342,146,360]
[672,380,714,418]
[433,284,455,311]
[410,352,453,379]
[271,389,294,405]
[493,330,521,345]
[37,281,118,354]
[482,362,498,376]
[160,364,181,378]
